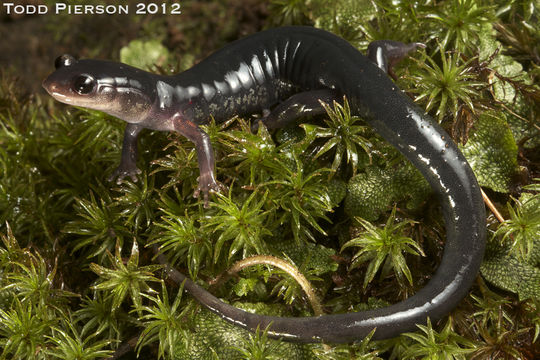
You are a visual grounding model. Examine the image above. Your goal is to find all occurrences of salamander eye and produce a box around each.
[72,75,95,95]
[55,54,76,69]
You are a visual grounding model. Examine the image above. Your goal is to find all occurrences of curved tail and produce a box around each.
[154,27,486,344]
[154,121,485,342]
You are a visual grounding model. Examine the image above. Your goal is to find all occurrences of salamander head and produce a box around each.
[42,54,156,123]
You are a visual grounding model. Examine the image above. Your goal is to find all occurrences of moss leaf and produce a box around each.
[481,240,540,301]
[460,111,518,192]
[345,167,393,221]
[173,305,311,359]
[271,237,338,277]
[120,39,170,71]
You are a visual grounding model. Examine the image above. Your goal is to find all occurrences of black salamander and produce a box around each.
[42,26,486,343]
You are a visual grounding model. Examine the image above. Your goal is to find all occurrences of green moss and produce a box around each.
[460,111,519,193]
[312,0,378,47]
[344,161,431,220]
[345,167,393,221]
[477,22,539,148]
[481,242,540,301]
[120,40,172,71]
[481,188,540,301]
[173,304,314,360]
[327,177,347,206]
[271,236,338,276]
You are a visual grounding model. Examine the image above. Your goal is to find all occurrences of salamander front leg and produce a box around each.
[367,40,425,80]
[108,123,143,183]
[252,89,342,131]
[172,115,224,207]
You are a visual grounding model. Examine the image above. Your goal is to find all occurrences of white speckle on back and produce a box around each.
[156,80,174,109]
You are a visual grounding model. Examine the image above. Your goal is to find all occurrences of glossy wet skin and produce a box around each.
[43,26,485,343]
[43,55,156,124]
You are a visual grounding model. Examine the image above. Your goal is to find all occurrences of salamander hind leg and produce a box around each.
[172,114,225,207]
[367,40,426,80]
[252,89,342,131]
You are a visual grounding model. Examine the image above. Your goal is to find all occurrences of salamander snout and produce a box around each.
[41,75,72,103]
[42,76,56,94]
[42,54,155,121]
[42,54,79,101]
[42,54,95,104]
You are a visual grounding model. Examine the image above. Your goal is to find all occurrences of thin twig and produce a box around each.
[108,335,139,360]
[481,188,505,224]
[212,255,325,316]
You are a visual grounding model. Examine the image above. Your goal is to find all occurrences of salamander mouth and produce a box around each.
[42,77,73,103]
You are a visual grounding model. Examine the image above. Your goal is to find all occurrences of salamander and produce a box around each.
[42,26,486,343]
